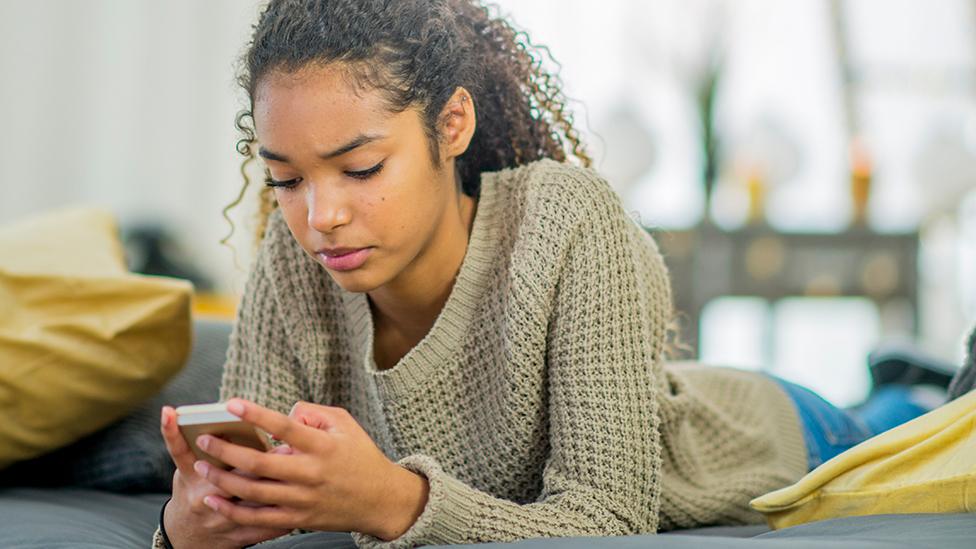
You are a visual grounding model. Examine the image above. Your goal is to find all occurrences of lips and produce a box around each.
[317,246,365,257]
[316,247,372,272]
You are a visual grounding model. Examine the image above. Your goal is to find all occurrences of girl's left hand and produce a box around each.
[192,398,429,541]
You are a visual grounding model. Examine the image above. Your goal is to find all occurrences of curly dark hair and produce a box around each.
[221,0,593,247]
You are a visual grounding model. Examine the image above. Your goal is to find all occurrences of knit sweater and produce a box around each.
[152,158,807,548]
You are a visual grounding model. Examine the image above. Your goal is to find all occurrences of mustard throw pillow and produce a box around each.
[0,207,193,470]
[750,389,976,528]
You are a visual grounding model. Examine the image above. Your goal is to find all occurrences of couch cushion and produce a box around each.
[0,487,168,548]
[0,207,193,470]
[0,487,358,549]
[0,319,229,493]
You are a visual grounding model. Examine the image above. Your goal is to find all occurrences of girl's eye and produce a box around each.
[265,177,302,190]
[263,161,384,189]
[346,161,384,180]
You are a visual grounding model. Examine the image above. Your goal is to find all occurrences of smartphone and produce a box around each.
[176,402,273,470]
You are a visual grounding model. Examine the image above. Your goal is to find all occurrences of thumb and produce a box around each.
[287,402,339,432]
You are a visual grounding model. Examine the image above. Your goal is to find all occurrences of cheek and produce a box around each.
[273,193,316,253]
[365,157,443,232]
[371,189,433,236]
[274,191,307,225]
[357,194,400,242]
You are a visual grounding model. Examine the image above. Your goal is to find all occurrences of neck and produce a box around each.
[367,188,478,342]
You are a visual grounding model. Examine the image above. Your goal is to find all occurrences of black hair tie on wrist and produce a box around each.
[159,496,175,549]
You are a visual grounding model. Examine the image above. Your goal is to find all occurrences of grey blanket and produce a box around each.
[0,486,973,549]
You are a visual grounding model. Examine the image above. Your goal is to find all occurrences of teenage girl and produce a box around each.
[154,2,932,547]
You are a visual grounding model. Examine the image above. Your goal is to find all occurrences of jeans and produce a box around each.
[769,376,931,471]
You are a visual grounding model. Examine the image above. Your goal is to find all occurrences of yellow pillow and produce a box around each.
[0,207,193,470]
[750,389,976,528]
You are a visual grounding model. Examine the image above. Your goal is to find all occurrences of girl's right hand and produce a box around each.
[159,405,294,549]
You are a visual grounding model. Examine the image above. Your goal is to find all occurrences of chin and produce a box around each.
[324,268,382,294]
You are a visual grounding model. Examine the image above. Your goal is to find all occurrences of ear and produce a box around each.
[438,86,477,161]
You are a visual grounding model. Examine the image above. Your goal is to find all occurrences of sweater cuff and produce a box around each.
[350,454,474,548]
[151,526,168,549]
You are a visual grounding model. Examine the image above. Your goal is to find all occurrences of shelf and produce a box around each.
[647,221,919,352]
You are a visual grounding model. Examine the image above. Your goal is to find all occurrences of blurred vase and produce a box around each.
[746,165,767,225]
[850,138,872,226]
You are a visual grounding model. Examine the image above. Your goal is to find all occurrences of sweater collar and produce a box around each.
[339,167,506,394]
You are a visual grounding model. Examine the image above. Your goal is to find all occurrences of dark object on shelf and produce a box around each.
[122,224,214,291]
[947,325,976,401]
[867,342,957,392]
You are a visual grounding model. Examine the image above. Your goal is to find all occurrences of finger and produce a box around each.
[269,444,295,456]
[160,406,197,476]
[289,401,342,432]
[230,466,261,481]
[230,445,291,481]
[203,494,296,530]
[197,434,318,485]
[225,398,329,454]
[194,459,305,508]
[195,475,236,502]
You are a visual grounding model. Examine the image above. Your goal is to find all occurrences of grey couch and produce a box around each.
[1,320,973,548]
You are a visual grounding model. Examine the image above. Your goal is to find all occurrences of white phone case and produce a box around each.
[176,402,272,470]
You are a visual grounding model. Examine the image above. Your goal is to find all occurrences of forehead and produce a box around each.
[253,64,393,141]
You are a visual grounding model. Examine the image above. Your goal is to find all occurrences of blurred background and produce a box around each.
[1,0,973,406]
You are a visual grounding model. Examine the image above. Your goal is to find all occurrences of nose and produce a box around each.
[306,180,352,233]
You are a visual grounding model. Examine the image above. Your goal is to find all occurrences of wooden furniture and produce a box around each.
[649,220,919,354]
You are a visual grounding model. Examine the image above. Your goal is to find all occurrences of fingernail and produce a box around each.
[197,435,210,451]
[227,400,245,416]
[160,409,168,428]
[203,496,218,510]
[193,460,209,476]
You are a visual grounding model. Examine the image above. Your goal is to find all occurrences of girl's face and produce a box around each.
[253,64,463,293]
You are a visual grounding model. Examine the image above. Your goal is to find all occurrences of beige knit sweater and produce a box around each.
[153,158,807,548]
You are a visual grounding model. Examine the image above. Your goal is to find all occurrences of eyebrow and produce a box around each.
[258,133,386,163]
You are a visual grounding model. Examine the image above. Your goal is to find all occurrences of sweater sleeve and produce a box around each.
[350,179,668,548]
[149,227,310,548]
[217,228,313,542]
[218,236,308,415]
[151,526,167,548]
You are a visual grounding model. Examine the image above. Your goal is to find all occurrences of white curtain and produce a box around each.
[0,0,265,293]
